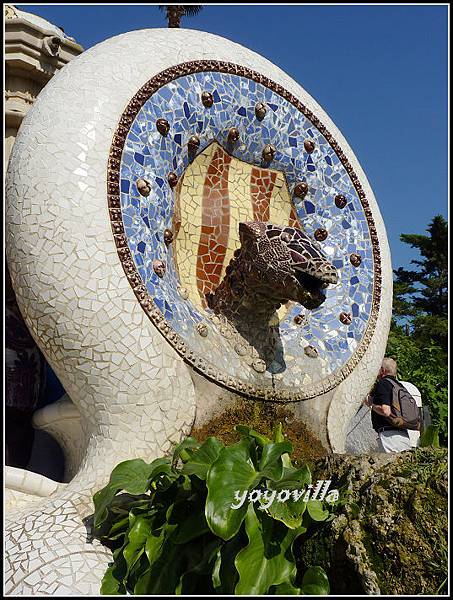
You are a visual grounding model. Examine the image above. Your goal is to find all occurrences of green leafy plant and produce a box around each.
[92,424,331,595]
[419,424,440,448]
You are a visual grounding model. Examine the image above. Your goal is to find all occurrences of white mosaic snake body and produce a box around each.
[4,27,392,595]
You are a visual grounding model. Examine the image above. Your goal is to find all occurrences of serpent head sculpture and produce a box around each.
[207,221,338,367]
[208,221,338,311]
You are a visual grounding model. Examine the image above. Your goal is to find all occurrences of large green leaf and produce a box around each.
[259,441,293,481]
[181,437,224,480]
[100,562,127,595]
[264,494,307,530]
[206,438,261,540]
[93,458,171,527]
[133,522,182,594]
[235,425,272,446]
[123,516,152,575]
[144,521,176,566]
[271,581,302,594]
[263,465,312,528]
[135,541,182,594]
[176,536,222,594]
[280,464,312,487]
[100,545,127,595]
[306,500,330,522]
[172,436,200,464]
[301,566,330,595]
[173,507,210,544]
[234,504,304,594]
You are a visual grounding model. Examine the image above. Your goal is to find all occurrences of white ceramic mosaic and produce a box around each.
[5,28,392,594]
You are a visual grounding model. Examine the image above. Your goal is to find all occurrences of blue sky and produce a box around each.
[18,3,448,271]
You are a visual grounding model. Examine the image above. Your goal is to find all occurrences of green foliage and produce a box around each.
[419,425,440,448]
[392,215,447,351]
[387,215,448,444]
[92,425,331,595]
[386,330,447,444]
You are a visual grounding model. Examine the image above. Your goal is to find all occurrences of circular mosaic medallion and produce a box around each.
[108,61,381,401]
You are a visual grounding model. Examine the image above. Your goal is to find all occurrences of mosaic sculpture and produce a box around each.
[5,29,392,594]
[207,221,338,371]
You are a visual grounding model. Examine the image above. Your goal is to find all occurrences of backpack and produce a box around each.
[384,378,421,431]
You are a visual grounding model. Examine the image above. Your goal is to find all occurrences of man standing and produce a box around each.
[364,357,413,453]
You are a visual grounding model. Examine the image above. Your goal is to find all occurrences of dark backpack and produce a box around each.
[385,379,421,431]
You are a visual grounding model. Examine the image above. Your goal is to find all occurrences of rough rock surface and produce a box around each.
[297,448,448,595]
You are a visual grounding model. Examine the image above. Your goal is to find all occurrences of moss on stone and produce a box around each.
[298,448,448,595]
[190,398,328,470]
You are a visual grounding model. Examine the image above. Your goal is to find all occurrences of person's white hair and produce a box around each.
[381,357,397,377]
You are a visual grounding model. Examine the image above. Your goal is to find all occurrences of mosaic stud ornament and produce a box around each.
[252,359,266,373]
[136,178,151,197]
[196,322,208,337]
[228,127,240,144]
[294,181,309,198]
[350,253,362,267]
[152,259,166,278]
[304,139,315,153]
[167,172,178,188]
[201,91,214,107]
[293,313,307,326]
[234,342,248,356]
[163,229,173,245]
[314,228,328,242]
[255,102,267,120]
[188,135,200,154]
[262,144,276,162]
[340,312,352,325]
[335,194,347,209]
[304,345,319,358]
[156,118,170,136]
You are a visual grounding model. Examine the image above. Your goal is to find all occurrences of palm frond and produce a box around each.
[157,5,203,17]
[183,6,203,17]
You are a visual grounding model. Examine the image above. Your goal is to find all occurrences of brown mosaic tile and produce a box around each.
[250,167,277,222]
[288,206,300,228]
[196,146,232,306]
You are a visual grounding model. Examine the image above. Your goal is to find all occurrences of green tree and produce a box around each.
[392,215,447,350]
[386,215,448,444]
[158,5,203,28]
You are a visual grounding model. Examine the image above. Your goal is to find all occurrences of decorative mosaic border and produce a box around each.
[107,60,382,401]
